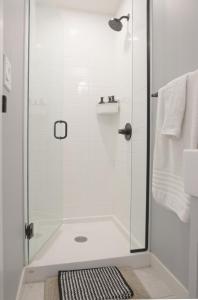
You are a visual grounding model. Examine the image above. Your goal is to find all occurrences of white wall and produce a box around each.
[151,0,198,288]
[29,3,116,219]
[61,9,117,219]
[112,0,133,235]
[3,0,25,299]
[0,0,4,298]
[112,0,147,248]
[29,3,122,221]
[31,2,133,228]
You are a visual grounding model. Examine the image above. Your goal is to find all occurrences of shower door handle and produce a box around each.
[118,123,132,141]
[54,120,67,140]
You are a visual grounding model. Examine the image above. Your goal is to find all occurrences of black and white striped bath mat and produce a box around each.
[58,266,134,300]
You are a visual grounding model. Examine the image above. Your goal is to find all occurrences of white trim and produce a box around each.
[24,252,150,283]
[0,0,4,298]
[23,0,30,266]
[150,254,189,299]
[15,269,25,300]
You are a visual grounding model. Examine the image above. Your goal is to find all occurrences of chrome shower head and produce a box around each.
[108,14,130,32]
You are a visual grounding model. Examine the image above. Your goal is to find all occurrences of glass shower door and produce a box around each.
[27,0,64,262]
[130,0,149,252]
[26,0,149,263]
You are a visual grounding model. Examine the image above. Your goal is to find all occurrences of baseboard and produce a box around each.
[15,268,25,300]
[150,254,189,299]
[24,252,150,283]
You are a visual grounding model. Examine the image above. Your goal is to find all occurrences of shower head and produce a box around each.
[108,14,130,32]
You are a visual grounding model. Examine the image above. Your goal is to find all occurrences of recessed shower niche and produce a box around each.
[25,0,149,265]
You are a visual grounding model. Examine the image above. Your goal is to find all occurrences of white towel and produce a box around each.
[152,70,198,222]
[160,74,187,138]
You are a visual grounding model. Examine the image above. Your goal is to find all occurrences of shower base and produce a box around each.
[30,216,138,267]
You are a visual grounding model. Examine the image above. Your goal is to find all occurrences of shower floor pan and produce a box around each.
[30,217,138,267]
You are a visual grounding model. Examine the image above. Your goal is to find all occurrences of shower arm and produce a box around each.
[119,14,130,22]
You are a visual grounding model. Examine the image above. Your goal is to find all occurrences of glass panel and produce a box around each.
[112,0,133,252]
[28,0,64,261]
[130,0,148,251]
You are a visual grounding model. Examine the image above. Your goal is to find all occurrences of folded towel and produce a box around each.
[152,70,198,222]
[160,74,188,138]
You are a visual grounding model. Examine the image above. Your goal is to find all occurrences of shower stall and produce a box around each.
[25,0,149,266]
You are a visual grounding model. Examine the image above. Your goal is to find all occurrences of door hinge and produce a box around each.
[25,223,34,240]
[2,95,7,113]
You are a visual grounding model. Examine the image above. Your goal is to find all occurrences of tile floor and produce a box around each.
[30,220,136,267]
[20,267,176,300]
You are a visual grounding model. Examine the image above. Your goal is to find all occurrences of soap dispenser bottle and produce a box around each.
[99,97,105,104]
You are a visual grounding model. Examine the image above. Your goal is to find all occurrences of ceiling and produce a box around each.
[37,0,121,15]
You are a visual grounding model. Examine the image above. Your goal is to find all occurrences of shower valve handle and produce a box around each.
[118,123,132,141]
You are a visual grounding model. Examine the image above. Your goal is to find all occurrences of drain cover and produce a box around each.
[74,236,88,243]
